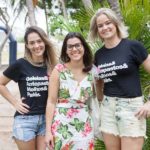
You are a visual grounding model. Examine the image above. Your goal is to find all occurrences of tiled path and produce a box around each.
[0,65,18,150]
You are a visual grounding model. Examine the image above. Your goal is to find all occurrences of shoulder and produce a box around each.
[94,46,105,62]
[3,58,33,75]
[50,66,60,81]
[3,58,25,81]
[125,39,148,63]
[16,58,27,63]
[5,58,25,70]
[13,58,29,67]
[54,63,65,72]
[122,39,147,54]
[129,39,147,52]
[95,45,105,55]
[123,39,144,48]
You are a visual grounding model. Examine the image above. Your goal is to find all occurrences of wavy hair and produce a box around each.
[24,26,57,70]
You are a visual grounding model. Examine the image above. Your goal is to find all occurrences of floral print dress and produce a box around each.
[51,64,94,150]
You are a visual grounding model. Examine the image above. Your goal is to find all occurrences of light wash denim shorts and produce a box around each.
[12,114,46,141]
[100,95,146,138]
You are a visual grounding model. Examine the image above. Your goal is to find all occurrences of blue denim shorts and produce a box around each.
[12,114,46,141]
[100,95,146,138]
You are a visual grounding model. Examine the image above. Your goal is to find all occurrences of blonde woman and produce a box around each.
[89,8,150,150]
[0,26,57,150]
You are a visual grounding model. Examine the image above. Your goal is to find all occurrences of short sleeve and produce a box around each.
[131,40,148,65]
[3,60,21,82]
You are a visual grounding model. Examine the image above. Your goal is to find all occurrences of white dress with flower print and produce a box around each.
[51,64,94,150]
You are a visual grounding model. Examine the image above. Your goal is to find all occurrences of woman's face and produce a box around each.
[66,37,84,62]
[96,14,118,41]
[26,32,45,61]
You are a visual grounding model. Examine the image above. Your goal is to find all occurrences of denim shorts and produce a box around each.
[100,95,146,138]
[12,114,46,141]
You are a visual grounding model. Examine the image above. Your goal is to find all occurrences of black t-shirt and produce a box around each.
[3,58,49,116]
[95,39,148,98]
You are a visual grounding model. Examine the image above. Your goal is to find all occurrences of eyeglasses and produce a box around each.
[67,43,82,51]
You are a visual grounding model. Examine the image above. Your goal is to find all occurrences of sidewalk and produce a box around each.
[0,65,18,150]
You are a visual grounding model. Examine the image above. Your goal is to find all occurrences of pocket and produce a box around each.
[129,99,143,112]
[122,98,144,113]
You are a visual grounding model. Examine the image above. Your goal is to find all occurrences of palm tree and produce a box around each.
[81,0,93,10]
[10,0,37,26]
[26,0,36,25]
[98,0,123,21]
[59,0,68,19]
[0,1,20,66]
[107,0,123,20]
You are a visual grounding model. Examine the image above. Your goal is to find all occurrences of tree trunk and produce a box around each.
[81,0,93,10]
[107,0,123,21]
[59,0,68,19]
[0,27,12,67]
[26,0,36,26]
[43,0,49,35]
[0,6,19,66]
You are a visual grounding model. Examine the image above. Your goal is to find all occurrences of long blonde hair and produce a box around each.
[89,8,129,42]
[24,26,57,70]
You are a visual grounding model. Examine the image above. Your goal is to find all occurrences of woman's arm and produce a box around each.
[45,68,59,149]
[95,79,104,102]
[135,55,150,119]
[135,101,150,119]
[143,54,150,73]
[0,74,29,114]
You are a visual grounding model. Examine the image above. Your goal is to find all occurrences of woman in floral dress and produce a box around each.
[45,32,95,150]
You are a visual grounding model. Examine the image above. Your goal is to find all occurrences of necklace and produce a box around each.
[32,61,45,67]
[34,62,44,65]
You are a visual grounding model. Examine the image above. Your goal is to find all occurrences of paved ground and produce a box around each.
[0,65,18,150]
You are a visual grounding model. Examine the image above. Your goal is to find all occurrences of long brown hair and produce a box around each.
[24,26,58,70]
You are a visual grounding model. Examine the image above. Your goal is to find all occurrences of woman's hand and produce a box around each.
[14,97,30,114]
[45,132,54,150]
[135,101,150,119]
